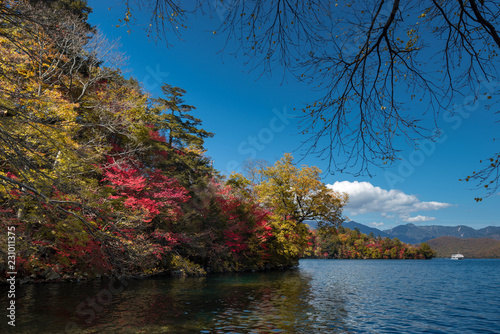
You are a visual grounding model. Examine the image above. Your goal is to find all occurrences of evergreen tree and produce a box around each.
[155,84,213,150]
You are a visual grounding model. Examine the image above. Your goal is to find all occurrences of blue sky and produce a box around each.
[87,1,499,230]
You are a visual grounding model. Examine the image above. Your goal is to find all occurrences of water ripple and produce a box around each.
[2,259,499,333]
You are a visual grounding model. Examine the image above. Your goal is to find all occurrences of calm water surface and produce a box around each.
[2,259,499,333]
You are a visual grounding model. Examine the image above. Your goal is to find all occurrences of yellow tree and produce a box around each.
[0,1,127,208]
[0,1,147,276]
[254,153,348,265]
[255,153,348,229]
[0,21,80,210]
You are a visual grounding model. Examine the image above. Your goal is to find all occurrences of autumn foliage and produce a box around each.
[0,0,336,281]
[101,155,189,223]
[0,1,429,282]
[306,227,435,260]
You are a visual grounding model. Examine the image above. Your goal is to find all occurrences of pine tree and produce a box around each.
[155,84,213,150]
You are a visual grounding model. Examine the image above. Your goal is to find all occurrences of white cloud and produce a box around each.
[401,215,436,223]
[328,181,452,222]
[370,222,385,227]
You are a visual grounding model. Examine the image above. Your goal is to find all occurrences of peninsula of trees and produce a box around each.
[0,1,433,283]
[0,0,344,281]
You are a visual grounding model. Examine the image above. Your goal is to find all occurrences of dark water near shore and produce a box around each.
[1,259,499,333]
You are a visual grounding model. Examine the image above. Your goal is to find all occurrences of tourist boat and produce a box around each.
[451,253,464,260]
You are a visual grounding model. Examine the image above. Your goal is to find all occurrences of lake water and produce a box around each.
[2,259,499,333]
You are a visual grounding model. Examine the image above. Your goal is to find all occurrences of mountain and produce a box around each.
[341,222,500,244]
[427,236,500,258]
[382,224,500,244]
[343,221,391,239]
[477,226,500,240]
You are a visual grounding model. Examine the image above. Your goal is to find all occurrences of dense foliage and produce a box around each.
[0,0,350,281]
[306,227,435,260]
[0,1,434,282]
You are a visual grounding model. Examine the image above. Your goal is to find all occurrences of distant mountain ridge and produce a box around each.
[343,221,500,244]
[343,221,391,239]
[427,236,500,258]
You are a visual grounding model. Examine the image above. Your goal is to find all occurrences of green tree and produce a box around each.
[226,173,252,198]
[419,242,436,259]
[28,0,92,23]
[148,84,215,187]
[155,84,213,150]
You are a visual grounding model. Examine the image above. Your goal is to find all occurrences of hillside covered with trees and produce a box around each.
[427,237,500,258]
[306,227,435,260]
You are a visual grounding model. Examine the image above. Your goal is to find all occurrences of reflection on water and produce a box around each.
[2,259,499,333]
[2,268,347,333]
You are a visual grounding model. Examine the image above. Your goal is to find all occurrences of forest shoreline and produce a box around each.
[1,255,438,286]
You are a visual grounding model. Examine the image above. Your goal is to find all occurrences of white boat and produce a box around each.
[451,253,464,260]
